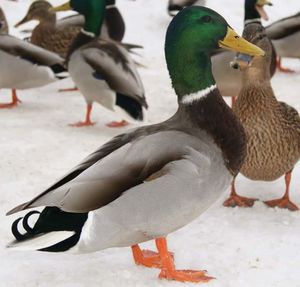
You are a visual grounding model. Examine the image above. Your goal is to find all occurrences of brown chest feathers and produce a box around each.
[234,84,300,181]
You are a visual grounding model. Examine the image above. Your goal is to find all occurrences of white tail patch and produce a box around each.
[7,231,75,251]
[181,84,217,105]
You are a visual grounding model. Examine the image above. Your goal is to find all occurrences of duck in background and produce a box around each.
[212,0,275,106]
[0,35,66,108]
[7,6,264,283]
[223,22,300,211]
[15,0,125,58]
[0,6,8,34]
[168,0,206,16]
[52,0,147,127]
[266,12,300,73]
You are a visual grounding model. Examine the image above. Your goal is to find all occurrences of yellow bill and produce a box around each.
[219,27,265,57]
[49,1,72,12]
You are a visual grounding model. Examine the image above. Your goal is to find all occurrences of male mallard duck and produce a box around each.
[15,0,125,58]
[168,0,206,16]
[265,12,300,73]
[212,0,275,106]
[0,6,8,34]
[51,0,147,127]
[0,35,66,108]
[223,22,300,211]
[7,5,264,282]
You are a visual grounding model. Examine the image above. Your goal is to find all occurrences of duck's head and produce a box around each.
[234,23,273,80]
[51,0,106,36]
[245,0,272,22]
[165,6,265,97]
[15,0,54,28]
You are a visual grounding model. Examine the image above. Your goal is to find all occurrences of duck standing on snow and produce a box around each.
[0,6,8,34]
[14,0,126,58]
[223,22,300,211]
[266,12,300,73]
[0,34,66,108]
[212,0,275,106]
[7,6,265,282]
[51,0,147,127]
[168,0,206,16]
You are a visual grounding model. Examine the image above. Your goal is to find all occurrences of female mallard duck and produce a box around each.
[0,35,66,108]
[50,0,147,127]
[7,5,264,282]
[223,22,300,211]
[15,0,125,58]
[265,12,300,73]
[168,0,206,16]
[212,0,275,106]
[0,6,8,34]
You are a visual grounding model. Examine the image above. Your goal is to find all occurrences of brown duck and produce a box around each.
[224,22,300,211]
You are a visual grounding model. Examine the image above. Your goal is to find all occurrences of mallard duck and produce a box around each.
[49,0,146,127]
[0,6,8,34]
[265,12,300,73]
[15,0,125,58]
[0,35,66,108]
[223,22,300,211]
[212,0,275,106]
[168,0,206,16]
[7,5,264,282]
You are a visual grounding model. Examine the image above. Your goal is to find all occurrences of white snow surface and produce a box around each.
[1,0,300,286]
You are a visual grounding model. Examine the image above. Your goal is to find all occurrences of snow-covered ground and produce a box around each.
[1,0,300,286]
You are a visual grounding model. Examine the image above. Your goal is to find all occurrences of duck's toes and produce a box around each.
[132,247,174,269]
[106,120,129,128]
[223,194,257,208]
[58,87,79,92]
[0,100,20,109]
[264,198,299,211]
[277,66,295,73]
[69,120,96,127]
[159,269,214,283]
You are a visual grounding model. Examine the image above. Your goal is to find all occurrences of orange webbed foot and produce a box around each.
[132,246,174,268]
[69,120,96,127]
[223,194,258,208]
[159,269,214,283]
[58,87,79,92]
[0,101,20,109]
[264,198,299,211]
[106,120,129,128]
[277,66,295,73]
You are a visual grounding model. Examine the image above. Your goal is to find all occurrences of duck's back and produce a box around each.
[234,85,300,181]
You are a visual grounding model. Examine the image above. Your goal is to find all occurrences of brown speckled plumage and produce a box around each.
[16,1,80,58]
[0,7,8,34]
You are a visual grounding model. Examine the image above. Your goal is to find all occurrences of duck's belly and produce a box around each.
[212,50,241,98]
[0,50,56,89]
[272,32,300,58]
[72,144,232,253]
[240,124,300,181]
[68,51,115,110]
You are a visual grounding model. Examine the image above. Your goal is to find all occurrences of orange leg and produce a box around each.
[223,178,258,207]
[69,104,96,127]
[276,57,295,73]
[155,237,214,283]
[231,96,237,107]
[0,89,21,109]
[58,87,79,92]
[131,244,174,268]
[106,119,129,128]
[264,171,299,211]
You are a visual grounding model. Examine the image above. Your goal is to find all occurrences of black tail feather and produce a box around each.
[11,207,88,252]
[116,93,144,121]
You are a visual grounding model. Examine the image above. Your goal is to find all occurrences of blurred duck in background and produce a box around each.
[0,6,8,34]
[223,23,300,211]
[51,0,147,127]
[168,0,206,16]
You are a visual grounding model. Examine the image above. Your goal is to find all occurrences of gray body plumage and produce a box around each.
[0,35,65,90]
[68,38,146,115]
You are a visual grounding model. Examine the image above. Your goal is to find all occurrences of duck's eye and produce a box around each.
[200,15,212,23]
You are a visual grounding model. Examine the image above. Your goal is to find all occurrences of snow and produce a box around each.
[1,0,300,286]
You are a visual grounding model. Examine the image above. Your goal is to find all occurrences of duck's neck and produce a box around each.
[67,1,106,58]
[166,48,245,175]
